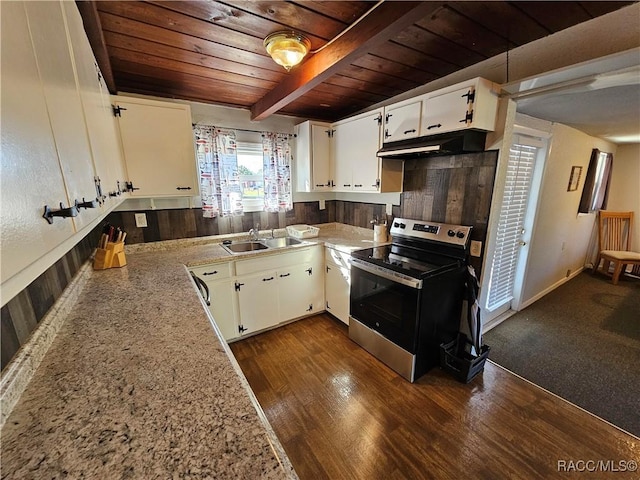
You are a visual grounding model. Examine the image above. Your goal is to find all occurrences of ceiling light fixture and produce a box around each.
[264,31,311,71]
[263,0,385,72]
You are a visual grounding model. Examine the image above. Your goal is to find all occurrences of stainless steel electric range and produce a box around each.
[349,218,472,382]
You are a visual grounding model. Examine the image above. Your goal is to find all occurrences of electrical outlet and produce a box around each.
[386,203,393,215]
[319,199,325,210]
[470,240,482,257]
[135,213,148,228]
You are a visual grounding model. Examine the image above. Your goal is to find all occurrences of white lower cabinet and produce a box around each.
[208,280,239,341]
[193,246,325,341]
[235,271,280,335]
[191,263,239,342]
[235,246,324,336]
[324,247,351,325]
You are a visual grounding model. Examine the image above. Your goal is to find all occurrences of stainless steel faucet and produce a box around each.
[249,223,260,240]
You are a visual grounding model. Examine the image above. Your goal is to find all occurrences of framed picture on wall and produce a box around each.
[567,166,582,192]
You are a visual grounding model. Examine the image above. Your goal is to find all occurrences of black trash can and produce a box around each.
[440,333,490,383]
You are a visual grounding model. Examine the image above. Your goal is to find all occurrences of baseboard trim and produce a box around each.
[483,309,518,333]
[519,266,584,310]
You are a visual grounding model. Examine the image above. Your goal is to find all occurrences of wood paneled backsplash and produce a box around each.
[105,201,335,244]
[401,150,498,274]
[1,224,102,370]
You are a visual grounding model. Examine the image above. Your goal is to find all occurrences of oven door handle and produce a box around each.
[351,258,423,289]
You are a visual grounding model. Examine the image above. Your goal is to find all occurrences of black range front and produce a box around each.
[349,218,471,382]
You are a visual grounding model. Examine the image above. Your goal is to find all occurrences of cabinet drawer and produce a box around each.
[189,261,233,280]
[235,247,315,276]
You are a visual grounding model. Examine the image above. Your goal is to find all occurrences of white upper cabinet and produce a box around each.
[294,121,332,192]
[0,1,76,284]
[383,99,422,143]
[294,110,403,194]
[113,96,197,197]
[333,109,383,192]
[420,77,500,135]
[63,1,126,203]
[24,1,102,231]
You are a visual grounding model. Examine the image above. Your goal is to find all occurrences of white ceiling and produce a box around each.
[504,49,640,144]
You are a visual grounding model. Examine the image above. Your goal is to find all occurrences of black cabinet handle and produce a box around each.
[404,129,416,135]
[427,124,442,130]
[263,277,274,281]
[354,184,363,187]
[203,271,218,276]
[176,186,192,190]
[459,111,474,124]
[343,184,351,187]
[279,273,290,278]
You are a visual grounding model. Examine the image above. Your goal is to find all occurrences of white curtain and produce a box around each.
[262,133,293,212]
[194,125,242,218]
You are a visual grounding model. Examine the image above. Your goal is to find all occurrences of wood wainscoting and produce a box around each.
[230,314,638,480]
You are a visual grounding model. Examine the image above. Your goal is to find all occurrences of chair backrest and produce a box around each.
[598,211,634,252]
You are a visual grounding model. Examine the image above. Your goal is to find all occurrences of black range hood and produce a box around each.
[377,129,487,158]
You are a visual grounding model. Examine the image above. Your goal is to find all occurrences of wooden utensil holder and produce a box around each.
[94,241,127,270]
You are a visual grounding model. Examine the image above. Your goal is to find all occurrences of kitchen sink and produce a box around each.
[221,241,269,254]
[262,237,303,248]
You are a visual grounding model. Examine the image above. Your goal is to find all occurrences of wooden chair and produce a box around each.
[593,211,640,284]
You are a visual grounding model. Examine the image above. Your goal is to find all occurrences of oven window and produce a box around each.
[350,266,420,352]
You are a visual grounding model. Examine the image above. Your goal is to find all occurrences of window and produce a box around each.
[237,141,264,212]
[578,149,613,214]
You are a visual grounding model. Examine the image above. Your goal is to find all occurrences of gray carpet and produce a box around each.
[483,271,640,437]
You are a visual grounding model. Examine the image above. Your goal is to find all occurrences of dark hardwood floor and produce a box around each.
[230,314,638,480]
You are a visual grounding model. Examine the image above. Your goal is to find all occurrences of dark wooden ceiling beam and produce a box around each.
[250,1,445,120]
[75,1,116,93]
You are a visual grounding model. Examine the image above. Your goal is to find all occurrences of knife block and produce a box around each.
[94,241,127,270]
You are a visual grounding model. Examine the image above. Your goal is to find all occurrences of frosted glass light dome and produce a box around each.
[264,31,311,71]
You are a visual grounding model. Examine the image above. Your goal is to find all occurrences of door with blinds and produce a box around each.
[482,133,547,323]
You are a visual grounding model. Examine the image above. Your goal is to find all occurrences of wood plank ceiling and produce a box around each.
[81,1,633,122]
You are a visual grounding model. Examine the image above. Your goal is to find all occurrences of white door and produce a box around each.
[481,133,548,325]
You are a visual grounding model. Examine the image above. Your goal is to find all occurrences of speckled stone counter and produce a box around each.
[0,223,375,479]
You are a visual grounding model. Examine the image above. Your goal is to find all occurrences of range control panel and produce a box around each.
[390,218,472,248]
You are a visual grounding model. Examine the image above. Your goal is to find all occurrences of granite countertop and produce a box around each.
[0,223,376,479]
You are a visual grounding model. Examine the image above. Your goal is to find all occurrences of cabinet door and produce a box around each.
[384,101,421,143]
[333,111,381,192]
[325,262,350,325]
[63,1,125,202]
[1,1,74,284]
[421,85,475,135]
[332,122,353,191]
[115,97,197,196]
[208,280,239,342]
[311,124,333,191]
[277,265,313,321]
[235,272,279,335]
[25,1,101,231]
[277,259,324,321]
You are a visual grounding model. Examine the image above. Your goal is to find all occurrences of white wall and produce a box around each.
[520,124,618,306]
[606,143,640,251]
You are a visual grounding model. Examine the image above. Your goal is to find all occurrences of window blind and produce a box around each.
[486,142,538,311]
